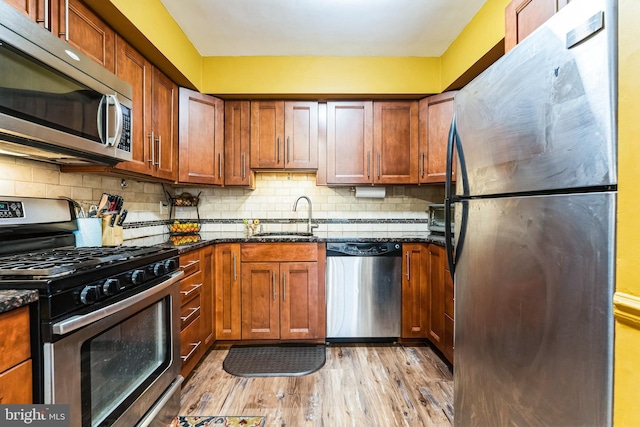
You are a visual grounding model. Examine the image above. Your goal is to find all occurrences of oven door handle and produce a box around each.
[52,270,185,336]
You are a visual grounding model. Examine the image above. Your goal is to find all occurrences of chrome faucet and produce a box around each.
[293,195,319,235]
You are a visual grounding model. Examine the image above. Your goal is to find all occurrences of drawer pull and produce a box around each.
[179,260,199,270]
[180,283,202,298]
[180,307,199,323]
[181,341,201,362]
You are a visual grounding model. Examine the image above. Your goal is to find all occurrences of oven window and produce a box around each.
[81,298,170,427]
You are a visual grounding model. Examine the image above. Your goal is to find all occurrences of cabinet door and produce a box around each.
[280,262,319,340]
[178,88,224,185]
[250,101,285,169]
[373,101,419,184]
[505,0,556,52]
[200,246,215,348]
[114,36,153,176]
[428,244,445,347]
[151,67,177,181]
[0,360,32,404]
[419,92,457,184]
[284,101,318,170]
[241,262,280,340]
[443,262,454,363]
[6,0,45,25]
[401,244,430,338]
[225,101,253,186]
[326,101,373,184]
[215,244,242,340]
[57,0,115,71]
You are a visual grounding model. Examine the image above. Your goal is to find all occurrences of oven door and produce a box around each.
[44,271,184,427]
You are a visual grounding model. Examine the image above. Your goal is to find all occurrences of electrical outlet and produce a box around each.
[159,201,168,215]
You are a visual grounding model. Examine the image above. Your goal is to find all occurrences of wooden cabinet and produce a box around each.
[62,36,178,181]
[419,92,457,184]
[401,243,430,339]
[214,243,242,340]
[178,247,214,378]
[505,0,572,52]
[427,244,445,349]
[6,0,47,27]
[373,101,419,184]
[251,101,318,170]
[55,0,115,71]
[178,88,224,185]
[443,261,454,363]
[239,243,324,341]
[0,306,32,404]
[326,101,374,184]
[225,101,254,187]
[326,101,418,185]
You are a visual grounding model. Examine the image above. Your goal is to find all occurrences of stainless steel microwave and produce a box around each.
[0,2,132,165]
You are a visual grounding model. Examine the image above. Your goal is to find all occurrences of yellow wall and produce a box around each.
[107,0,508,95]
[109,0,202,88]
[440,0,511,89]
[614,0,640,424]
[201,56,441,96]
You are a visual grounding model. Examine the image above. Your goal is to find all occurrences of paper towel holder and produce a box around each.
[352,186,386,198]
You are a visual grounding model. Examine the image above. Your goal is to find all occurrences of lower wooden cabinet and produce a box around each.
[239,243,325,341]
[178,247,214,378]
[214,243,242,340]
[401,243,430,338]
[0,306,32,403]
[401,243,454,364]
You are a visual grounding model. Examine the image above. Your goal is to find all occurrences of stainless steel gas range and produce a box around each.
[0,196,184,427]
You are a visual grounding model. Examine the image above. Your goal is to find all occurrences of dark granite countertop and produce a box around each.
[124,232,446,254]
[0,289,38,314]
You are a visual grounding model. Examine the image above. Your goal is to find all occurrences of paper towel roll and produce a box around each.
[74,218,102,247]
[354,186,386,198]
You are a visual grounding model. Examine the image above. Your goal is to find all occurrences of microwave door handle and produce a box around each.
[97,95,123,147]
[97,95,107,145]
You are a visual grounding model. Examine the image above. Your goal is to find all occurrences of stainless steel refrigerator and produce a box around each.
[444,0,616,425]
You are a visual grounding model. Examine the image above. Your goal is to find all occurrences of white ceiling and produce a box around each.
[159,0,488,57]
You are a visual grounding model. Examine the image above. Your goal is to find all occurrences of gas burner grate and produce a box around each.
[0,246,163,278]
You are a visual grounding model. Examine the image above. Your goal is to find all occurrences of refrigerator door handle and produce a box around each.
[445,115,457,279]
[445,114,469,280]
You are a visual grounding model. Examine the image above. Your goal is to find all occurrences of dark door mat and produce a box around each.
[222,344,326,377]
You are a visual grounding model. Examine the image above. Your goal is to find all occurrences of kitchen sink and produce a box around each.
[249,232,316,239]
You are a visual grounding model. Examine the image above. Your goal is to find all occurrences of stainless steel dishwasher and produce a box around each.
[326,242,402,341]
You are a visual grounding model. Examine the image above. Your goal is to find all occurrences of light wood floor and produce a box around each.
[178,343,453,426]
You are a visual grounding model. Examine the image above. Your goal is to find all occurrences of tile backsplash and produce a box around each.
[1,155,444,239]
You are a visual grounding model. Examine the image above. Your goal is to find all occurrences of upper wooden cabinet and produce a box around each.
[326,101,418,185]
[6,0,47,27]
[178,88,224,185]
[505,0,572,52]
[326,101,374,185]
[120,38,178,181]
[419,92,457,184]
[250,101,318,170]
[373,101,419,184]
[55,0,115,71]
[225,101,254,187]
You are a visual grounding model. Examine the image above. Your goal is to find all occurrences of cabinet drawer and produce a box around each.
[179,251,201,278]
[0,359,32,404]
[0,306,31,373]
[241,243,318,262]
[180,294,201,330]
[180,314,202,363]
[180,270,203,304]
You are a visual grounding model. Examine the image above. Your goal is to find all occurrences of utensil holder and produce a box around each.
[102,215,123,246]
[74,217,103,247]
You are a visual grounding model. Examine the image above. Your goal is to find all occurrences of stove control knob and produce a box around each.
[129,269,146,286]
[102,278,122,296]
[80,286,99,305]
[164,258,177,272]
[149,262,166,277]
